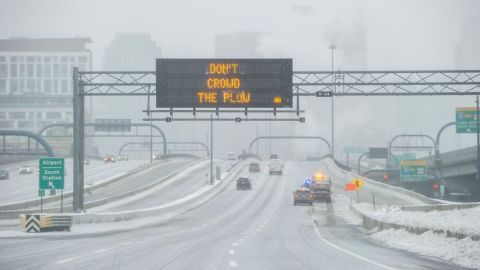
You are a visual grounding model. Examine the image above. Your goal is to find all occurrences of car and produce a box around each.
[270,154,279,160]
[84,158,90,165]
[152,153,162,160]
[311,188,332,203]
[0,170,9,180]
[268,159,283,175]
[104,155,116,163]
[117,155,129,161]
[248,162,260,173]
[227,152,236,161]
[18,166,34,174]
[236,177,252,190]
[293,188,313,206]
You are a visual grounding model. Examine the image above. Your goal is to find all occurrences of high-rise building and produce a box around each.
[0,37,93,155]
[215,31,266,58]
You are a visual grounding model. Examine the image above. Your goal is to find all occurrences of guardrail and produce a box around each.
[1,159,205,219]
[325,158,440,205]
[69,159,250,224]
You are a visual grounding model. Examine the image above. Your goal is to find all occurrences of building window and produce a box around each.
[26,79,35,93]
[53,64,59,77]
[78,56,88,63]
[0,63,7,78]
[61,79,69,93]
[46,112,62,119]
[0,112,5,119]
[10,79,18,93]
[0,121,14,128]
[18,121,34,129]
[43,80,52,93]
[19,64,25,77]
[36,79,41,92]
[36,64,42,77]
[27,64,34,78]
[27,56,35,63]
[0,80,5,93]
[37,112,42,119]
[53,80,59,93]
[44,56,51,62]
[9,112,26,119]
[10,64,17,77]
[61,56,69,63]
[10,56,17,62]
[28,112,34,119]
[60,64,68,77]
[0,56,6,62]
[44,64,51,77]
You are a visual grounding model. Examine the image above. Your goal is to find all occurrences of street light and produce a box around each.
[328,45,336,158]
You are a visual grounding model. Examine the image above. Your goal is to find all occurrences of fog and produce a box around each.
[1,0,479,161]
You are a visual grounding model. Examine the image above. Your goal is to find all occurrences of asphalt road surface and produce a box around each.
[0,161,468,270]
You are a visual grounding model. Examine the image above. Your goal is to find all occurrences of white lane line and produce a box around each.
[228,249,235,255]
[56,257,76,264]
[229,260,239,267]
[310,216,398,270]
[232,242,239,247]
[239,238,244,242]
[95,249,108,253]
[121,241,133,245]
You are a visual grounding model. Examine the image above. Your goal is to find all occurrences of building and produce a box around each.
[0,37,92,155]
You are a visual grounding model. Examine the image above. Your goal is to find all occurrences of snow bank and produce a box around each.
[354,203,480,238]
[371,228,480,269]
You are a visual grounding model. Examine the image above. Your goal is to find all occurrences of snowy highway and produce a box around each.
[0,160,468,270]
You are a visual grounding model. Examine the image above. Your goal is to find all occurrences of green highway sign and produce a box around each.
[39,157,65,190]
[400,160,427,181]
[456,107,478,133]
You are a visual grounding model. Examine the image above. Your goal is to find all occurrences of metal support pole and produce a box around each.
[148,86,153,163]
[60,190,63,214]
[210,114,214,185]
[329,45,336,158]
[476,96,480,201]
[79,85,85,209]
[357,152,368,176]
[72,67,84,212]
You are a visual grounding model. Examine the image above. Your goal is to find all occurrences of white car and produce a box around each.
[18,166,34,174]
[227,152,236,161]
[268,159,283,175]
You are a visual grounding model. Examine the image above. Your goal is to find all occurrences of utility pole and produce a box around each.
[476,96,480,200]
[210,114,214,185]
[329,45,336,158]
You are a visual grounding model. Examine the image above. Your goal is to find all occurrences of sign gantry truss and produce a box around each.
[79,70,480,96]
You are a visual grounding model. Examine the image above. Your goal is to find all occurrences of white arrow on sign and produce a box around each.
[48,181,55,189]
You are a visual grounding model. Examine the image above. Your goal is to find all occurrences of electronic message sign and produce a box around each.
[156,59,292,108]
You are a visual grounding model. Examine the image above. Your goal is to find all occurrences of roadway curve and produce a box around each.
[0,161,467,270]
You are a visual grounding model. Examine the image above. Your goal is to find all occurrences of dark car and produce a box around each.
[117,155,129,161]
[104,155,116,163]
[248,162,260,173]
[293,188,313,206]
[0,170,9,180]
[236,177,252,190]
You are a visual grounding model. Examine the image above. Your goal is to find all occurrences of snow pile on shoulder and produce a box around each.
[355,203,480,238]
[371,228,480,269]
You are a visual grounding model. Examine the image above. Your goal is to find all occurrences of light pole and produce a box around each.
[328,44,336,158]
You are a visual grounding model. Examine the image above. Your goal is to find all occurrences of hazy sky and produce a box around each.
[1,0,479,160]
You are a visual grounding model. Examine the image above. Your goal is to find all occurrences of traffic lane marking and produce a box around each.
[310,212,397,270]
[229,260,239,267]
[55,257,76,264]
[228,249,235,255]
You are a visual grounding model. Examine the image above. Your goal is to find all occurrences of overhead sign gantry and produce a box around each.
[156,59,293,108]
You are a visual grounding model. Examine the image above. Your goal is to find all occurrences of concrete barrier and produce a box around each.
[0,159,205,219]
[69,159,250,224]
[401,202,480,212]
[325,158,439,205]
[350,204,480,241]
